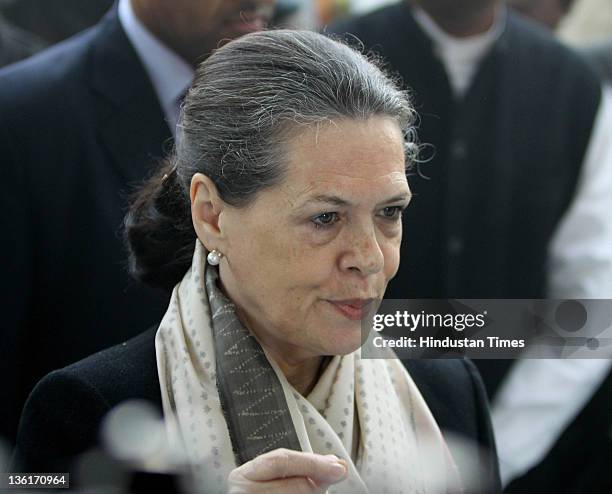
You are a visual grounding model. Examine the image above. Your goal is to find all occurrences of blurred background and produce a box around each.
[2,0,612,65]
[1,1,610,493]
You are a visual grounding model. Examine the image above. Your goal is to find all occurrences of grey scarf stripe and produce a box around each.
[205,265,303,465]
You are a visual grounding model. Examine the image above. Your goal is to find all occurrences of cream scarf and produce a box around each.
[156,241,460,493]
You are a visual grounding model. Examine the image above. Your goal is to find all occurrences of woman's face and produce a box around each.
[214,117,410,364]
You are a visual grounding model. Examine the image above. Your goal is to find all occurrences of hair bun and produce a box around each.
[124,159,195,292]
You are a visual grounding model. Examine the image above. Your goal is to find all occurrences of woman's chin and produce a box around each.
[319,325,365,356]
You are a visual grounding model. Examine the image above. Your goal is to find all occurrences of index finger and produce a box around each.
[241,449,348,485]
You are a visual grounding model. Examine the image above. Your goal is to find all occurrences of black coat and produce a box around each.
[12,327,501,493]
[0,10,171,444]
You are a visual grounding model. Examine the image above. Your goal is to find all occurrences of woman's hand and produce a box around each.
[228,448,348,494]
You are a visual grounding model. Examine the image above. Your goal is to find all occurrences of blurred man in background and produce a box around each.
[329,1,612,492]
[509,0,612,86]
[0,0,275,447]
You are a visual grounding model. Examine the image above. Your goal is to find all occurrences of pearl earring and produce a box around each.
[207,249,223,266]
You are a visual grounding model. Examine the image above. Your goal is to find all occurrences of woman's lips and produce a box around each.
[327,299,375,321]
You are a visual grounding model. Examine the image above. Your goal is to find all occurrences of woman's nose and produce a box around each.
[338,224,385,277]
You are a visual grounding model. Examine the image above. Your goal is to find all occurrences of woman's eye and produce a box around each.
[311,212,339,228]
[379,206,403,220]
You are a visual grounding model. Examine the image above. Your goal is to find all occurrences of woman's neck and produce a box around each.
[269,351,327,396]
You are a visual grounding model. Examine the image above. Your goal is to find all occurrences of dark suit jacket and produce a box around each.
[0,10,171,444]
[12,327,501,492]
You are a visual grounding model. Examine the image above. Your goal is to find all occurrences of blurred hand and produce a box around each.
[228,448,348,494]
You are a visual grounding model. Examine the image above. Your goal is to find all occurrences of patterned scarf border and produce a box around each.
[205,266,303,464]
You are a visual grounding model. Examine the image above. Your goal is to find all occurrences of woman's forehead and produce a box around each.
[275,166,410,212]
[282,117,407,180]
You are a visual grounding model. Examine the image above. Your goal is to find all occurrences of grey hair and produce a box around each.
[124,29,418,291]
[175,29,417,207]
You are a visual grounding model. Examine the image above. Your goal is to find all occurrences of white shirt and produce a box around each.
[118,0,194,135]
[414,6,612,487]
[412,6,505,97]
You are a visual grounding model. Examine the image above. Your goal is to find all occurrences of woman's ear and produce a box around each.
[190,173,226,250]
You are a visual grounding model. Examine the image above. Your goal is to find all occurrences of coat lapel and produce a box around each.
[88,10,172,186]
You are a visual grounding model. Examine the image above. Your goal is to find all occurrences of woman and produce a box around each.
[13,30,500,493]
